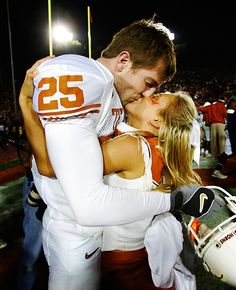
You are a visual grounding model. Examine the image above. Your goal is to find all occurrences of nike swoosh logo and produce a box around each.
[199,193,208,213]
[85,247,99,259]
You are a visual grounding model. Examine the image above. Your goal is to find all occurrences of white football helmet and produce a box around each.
[182,186,236,287]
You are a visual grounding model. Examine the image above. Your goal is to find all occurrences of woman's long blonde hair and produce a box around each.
[157,91,203,188]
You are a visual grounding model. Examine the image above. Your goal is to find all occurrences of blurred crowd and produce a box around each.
[0,84,24,151]
[162,68,235,104]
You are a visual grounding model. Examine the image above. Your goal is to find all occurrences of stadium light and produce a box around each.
[53,24,73,43]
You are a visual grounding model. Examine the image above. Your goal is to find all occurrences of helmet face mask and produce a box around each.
[182,186,236,287]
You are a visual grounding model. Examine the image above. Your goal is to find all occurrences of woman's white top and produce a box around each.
[102,122,156,251]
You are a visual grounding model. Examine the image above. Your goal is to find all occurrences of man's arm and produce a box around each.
[45,122,215,226]
[45,121,171,226]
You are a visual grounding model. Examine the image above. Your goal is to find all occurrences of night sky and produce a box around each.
[0,0,235,91]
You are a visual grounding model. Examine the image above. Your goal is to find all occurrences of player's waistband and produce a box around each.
[101,247,147,264]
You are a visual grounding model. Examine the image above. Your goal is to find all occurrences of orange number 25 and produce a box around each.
[38,75,84,111]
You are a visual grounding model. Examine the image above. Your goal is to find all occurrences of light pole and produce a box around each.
[87,6,92,58]
[48,0,53,55]
[6,0,17,116]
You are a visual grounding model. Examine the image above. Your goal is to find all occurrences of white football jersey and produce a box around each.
[32,54,124,137]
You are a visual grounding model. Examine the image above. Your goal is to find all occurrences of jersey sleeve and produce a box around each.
[32,55,109,121]
[45,120,171,226]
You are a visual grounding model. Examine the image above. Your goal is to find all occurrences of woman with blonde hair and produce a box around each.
[100,91,202,290]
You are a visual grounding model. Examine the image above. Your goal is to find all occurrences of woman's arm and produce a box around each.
[19,89,55,176]
[19,56,55,176]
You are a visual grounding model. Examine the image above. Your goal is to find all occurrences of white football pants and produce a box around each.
[42,228,102,290]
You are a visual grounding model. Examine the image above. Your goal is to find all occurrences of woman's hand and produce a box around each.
[19,55,55,104]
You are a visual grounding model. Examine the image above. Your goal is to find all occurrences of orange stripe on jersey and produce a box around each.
[37,103,101,117]
[41,110,100,121]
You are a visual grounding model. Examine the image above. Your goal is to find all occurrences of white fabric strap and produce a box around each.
[190,119,201,165]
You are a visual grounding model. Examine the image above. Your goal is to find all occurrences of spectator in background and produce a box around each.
[211,95,236,179]
[201,100,212,157]
[199,96,227,179]
[197,99,212,157]
[227,95,236,154]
